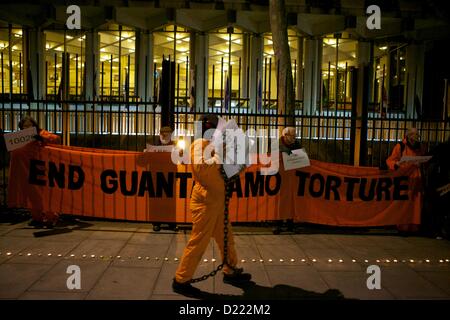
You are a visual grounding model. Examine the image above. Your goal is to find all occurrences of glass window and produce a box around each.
[262,28,299,110]
[44,30,85,98]
[322,32,357,110]
[372,44,407,114]
[99,24,135,100]
[153,24,190,106]
[208,27,243,109]
[0,23,24,95]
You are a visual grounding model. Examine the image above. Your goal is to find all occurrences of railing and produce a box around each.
[2,99,449,207]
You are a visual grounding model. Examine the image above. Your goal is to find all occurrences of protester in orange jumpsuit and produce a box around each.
[173,115,251,296]
[386,127,427,234]
[386,128,426,171]
[18,116,61,228]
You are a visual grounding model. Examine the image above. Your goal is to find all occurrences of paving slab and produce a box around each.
[0,237,36,264]
[19,291,88,300]
[128,233,174,246]
[88,231,134,241]
[264,265,330,295]
[27,259,111,293]
[257,244,307,265]
[86,267,159,300]
[303,248,363,271]
[1,219,449,300]
[8,240,80,265]
[379,265,448,299]
[0,263,53,299]
[111,244,169,268]
[67,239,128,259]
[291,234,342,249]
[418,271,450,295]
[253,235,297,246]
[319,271,395,300]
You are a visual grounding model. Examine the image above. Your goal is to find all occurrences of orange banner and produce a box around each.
[7,143,422,226]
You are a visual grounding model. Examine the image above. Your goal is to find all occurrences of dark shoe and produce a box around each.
[172,279,201,296]
[223,268,252,284]
[43,221,55,229]
[28,220,44,228]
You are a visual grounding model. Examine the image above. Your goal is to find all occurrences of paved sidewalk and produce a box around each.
[0,215,449,300]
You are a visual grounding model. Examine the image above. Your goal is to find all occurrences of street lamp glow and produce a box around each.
[177,139,186,150]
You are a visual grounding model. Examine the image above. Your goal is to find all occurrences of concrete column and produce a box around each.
[249,33,263,112]
[85,30,99,100]
[357,41,371,65]
[135,30,154,102]
[190,32,208,112]
[405,43,424,118]
[303,38,322,115]
[357,41,373,108]
[296,37,304,101]
[25,28,45,100]
[241,33,250,101]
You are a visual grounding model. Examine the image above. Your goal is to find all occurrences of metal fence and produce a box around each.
[2,98,450,203]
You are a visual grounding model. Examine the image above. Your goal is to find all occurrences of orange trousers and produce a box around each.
[175,185,238,283]
[175,138,239,283]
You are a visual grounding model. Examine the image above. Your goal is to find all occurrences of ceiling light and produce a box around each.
[379,46,388,50]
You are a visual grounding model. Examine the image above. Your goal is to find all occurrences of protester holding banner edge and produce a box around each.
[274,126,303,234]
[18,115,61,228]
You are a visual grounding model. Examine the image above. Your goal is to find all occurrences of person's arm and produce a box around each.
[386,143,401,170]
[190,139,222,188]
[39,130,61,144]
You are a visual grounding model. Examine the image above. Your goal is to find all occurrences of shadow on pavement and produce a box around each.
[32,218,93,238]
[0,208,30,225]
[178,281,349,300]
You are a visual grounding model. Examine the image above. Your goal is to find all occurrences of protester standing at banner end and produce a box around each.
[279,127,302,154]
[386,127,427,234]
[172,114,251,296]
[155,126,175,146]
[19,116,61,145]
[153,126,178,232]
[386,128,427,171]
[18,116,61,228]
[275,127,302,234]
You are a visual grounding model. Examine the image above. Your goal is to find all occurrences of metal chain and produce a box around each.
[189,166,238,284]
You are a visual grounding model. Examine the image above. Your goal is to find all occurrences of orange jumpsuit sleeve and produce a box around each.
[386,143,402,170]
[190,139,223,190]
[39,130,61,144]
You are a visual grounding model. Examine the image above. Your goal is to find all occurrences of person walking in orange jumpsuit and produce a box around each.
[172,115,251,296]
[18,116,61,228]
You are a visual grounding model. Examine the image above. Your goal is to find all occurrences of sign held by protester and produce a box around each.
[4,127,37,152]
[282,149,310,171]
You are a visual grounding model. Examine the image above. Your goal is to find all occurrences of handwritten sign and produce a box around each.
[398,155,432,165]
[144,144,174,152]
[282,148,310,170]
[4,127,37,151]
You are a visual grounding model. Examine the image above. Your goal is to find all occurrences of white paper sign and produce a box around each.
[212,117,251,178]
[4,127,37,151]
[282,148,310,170]
[398,155,432,165]
[144,144,174,152]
